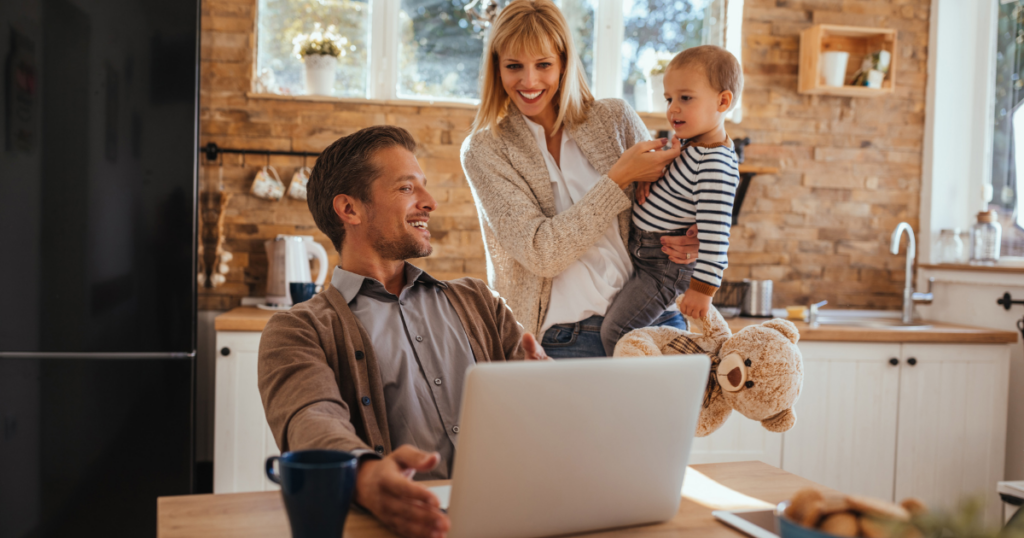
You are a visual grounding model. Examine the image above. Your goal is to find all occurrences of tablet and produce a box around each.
[712,508,780,538]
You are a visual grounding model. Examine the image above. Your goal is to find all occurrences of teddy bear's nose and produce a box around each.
[727,367,743,387]
[717,353,748,392]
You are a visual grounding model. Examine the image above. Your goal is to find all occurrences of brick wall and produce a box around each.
[724,0,929,309]
[199,0,928,311]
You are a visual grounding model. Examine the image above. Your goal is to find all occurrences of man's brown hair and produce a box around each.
[307,125,417,252]
[668,45,743,110]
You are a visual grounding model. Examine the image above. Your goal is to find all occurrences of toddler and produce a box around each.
[601,45,743,355]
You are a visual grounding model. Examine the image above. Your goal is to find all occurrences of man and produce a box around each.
[258,125,548,538]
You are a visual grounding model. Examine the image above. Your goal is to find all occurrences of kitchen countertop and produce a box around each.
[215,307,1018,344]
[726,316,1017,344]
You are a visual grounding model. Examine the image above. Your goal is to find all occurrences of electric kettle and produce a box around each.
[264,235,329,306]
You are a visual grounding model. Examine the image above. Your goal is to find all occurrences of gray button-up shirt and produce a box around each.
[332,264,476,479]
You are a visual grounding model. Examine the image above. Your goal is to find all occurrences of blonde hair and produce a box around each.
[472,0,593,135]
[668,45,743,111]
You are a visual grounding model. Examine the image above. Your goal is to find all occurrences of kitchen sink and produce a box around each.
[812,309,934,330]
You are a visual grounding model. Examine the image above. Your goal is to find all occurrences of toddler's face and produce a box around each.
[499,45,564,122]
[663,64,732,141]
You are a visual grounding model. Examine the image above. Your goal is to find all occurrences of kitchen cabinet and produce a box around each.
[214,331,280,493]
[689,341,1009,524]
[689,413,782,467]
[781,342,901,501]
[894,344,1008,524]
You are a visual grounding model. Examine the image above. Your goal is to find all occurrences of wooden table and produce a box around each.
[158,461,824,537]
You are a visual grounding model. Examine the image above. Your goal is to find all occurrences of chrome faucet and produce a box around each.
[808,300,828,329]
[890,222,934,324]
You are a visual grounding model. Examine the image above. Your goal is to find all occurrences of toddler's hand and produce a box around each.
[680,289,712,319]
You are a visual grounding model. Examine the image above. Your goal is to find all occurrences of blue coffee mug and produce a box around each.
[290,282,317,304]
[266,450,358,538]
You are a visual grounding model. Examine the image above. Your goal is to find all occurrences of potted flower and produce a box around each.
[292,23,348,96]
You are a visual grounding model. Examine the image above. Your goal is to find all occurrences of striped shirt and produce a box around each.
[631,138,738,296]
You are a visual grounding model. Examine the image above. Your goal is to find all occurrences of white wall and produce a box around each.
[918,270,1024,480]
[920,0,997,263]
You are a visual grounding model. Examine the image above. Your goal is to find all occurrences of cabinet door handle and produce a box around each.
[220,347,231,356]
[889,358,899,366]
[907,357,917,366]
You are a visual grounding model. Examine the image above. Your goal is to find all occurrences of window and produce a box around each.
[256,0,371,97]
[991,1,1024,256]
[620,0,721,109]
[254,0,740,109]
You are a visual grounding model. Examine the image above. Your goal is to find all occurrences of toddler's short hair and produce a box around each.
[668,45,743,109]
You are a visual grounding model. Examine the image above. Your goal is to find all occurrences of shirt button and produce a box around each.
[374,445,384,454]
[399,301,405,306]
[452,425,460,434]
[361,396,371,406]
[416,335,423,342]
[355,350,364,360]
[434,378,442,386]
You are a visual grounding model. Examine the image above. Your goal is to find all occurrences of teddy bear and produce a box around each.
[613,298,804,437]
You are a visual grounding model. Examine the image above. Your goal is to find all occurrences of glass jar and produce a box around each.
[936,228,963,264]
[971,210,1002,263]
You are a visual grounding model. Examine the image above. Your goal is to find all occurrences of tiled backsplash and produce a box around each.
[199,0,929,311]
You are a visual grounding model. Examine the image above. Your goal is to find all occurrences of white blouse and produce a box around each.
[521,117,633,332]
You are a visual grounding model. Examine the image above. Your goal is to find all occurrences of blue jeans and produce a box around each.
[601,226,696,356]
[541,310,687,359]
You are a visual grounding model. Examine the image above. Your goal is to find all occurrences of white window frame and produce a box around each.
[356,0,742,107]
[919,0,998,264]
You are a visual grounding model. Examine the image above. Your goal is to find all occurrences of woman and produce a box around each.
[460,0,699,358]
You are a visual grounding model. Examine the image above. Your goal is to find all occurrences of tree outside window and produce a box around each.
[992,0,1024,256]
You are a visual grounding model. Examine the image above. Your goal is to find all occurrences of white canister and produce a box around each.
[303,54,337,96]
[865,69,885,89]
[819,51,849,87]
[647,73,666,113]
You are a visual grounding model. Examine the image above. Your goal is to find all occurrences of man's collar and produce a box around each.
[331,262,446,303]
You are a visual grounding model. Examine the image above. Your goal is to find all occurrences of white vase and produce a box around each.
[647,73,666,113]
[819,51,849,87]
[303,54,337,96]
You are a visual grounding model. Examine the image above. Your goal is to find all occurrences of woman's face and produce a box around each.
[499,46,563,122]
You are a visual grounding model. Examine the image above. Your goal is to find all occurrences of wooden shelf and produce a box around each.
[798,24,897,97]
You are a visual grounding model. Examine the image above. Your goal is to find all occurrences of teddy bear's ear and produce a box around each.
[762,318,800,344]
[761,408,796,432]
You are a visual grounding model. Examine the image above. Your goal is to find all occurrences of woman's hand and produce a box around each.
[662,225,699,265]
[607,137,681,189]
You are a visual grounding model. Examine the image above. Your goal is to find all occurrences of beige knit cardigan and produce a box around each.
[460,98,652,336]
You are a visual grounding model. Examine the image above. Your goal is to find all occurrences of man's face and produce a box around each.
[360,146,436,261]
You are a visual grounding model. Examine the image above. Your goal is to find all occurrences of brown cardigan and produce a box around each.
[258,276,527,455]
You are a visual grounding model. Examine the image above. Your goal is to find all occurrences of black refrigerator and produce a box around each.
[0,0,199,535]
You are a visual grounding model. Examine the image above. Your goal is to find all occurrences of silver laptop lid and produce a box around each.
[445,355,710,538]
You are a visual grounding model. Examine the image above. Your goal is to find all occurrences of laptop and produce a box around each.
[429,355,710,538]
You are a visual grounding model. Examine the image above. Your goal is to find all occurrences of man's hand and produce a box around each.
[355,445,450,538]
[521,332,551,361]
[635,181,652,205]
[661,224,699,265]
[679,288,712,319]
